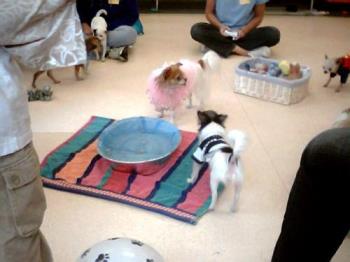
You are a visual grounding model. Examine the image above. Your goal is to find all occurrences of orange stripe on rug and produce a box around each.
[56,141,98,184]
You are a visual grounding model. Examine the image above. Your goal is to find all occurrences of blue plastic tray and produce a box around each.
[97,117,181,164]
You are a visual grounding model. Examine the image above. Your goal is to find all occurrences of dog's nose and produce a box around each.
[324,71,328,74]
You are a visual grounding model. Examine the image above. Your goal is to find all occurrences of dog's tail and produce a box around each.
[96,9,107,17]
[226,129,247,159]
[199,50,221,71]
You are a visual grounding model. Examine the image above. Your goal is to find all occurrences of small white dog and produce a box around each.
[188,110,247,212]
[91,9,108,61]
[323,54,350,92]
[147,51,220,123]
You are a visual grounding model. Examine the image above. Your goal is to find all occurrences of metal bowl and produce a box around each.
[97,117,181,175]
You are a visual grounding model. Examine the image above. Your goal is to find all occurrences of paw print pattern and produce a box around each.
[95,253,110,262]
[131,240,144,246]
[108,237,120,241]
[81,248,90,258]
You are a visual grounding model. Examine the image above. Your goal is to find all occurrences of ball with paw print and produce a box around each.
[77,237,164,262]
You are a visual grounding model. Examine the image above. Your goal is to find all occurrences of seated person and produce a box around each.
[77,0,141,62]
[191,0,280,58]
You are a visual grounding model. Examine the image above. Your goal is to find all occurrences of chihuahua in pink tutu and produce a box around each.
[147,51,220,123]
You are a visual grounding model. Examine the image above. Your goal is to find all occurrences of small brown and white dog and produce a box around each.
[91,9,108,61]
[32,36,102,88]
[188,110,247,212]
[333,108,350,128]
[147,51,220,123]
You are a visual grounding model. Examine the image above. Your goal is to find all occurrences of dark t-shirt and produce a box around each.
[77,0,139,30]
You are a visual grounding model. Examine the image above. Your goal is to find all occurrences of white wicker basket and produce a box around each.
[234,58,311,105]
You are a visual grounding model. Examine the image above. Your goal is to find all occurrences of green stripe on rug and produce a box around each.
[97,167,113,189]
[41,117,113,179]
[150,144,197,207]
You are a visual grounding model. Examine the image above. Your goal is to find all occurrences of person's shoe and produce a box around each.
[248,46,271,58]
[108,46,128,62]
[119,46,128,62]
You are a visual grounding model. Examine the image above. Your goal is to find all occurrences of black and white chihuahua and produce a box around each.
[187,110,247,212]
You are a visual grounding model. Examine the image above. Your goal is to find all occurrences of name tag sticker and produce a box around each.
[108,0,119,4]
[240,0,251,4]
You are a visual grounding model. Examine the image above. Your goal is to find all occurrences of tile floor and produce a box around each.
[24,14,350,262]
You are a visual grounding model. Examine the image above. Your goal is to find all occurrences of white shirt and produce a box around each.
[0,0,86,156]
[0,48,32,156]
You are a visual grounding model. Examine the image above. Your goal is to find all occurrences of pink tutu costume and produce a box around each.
[147,59,201,112]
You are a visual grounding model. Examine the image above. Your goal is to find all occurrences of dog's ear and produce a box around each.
[197,110,208,123]
[156,66,172,83]
[217,114,228,125]
[162,66,173,81]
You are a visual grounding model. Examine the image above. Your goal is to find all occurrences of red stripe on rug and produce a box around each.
[80,158,111,187]
[176,169,211,213]
[126,131,196,199]
[102,168,133,193]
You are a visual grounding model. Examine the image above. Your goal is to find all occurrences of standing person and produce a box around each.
[272,127,350,262]
[191,0,280,58]
[0,0,86,261]
[77,0,140,62]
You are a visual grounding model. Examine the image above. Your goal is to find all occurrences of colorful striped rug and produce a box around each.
[40,116,220,224]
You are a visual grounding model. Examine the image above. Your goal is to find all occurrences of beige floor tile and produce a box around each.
[26,14,350,262]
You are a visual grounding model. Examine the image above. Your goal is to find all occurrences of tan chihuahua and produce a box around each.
[32,36,102,88]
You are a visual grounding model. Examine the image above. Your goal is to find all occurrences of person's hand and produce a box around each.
[236,28,247,39]
[82,23,93,36]
[219,25,231,37]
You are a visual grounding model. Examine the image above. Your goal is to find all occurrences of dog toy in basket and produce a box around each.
[234,58,311,105]
[323,54,350,92]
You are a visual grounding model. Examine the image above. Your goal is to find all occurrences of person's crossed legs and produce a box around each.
[191,22,280,58]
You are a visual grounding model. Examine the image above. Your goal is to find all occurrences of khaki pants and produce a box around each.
[0,143,53,262]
